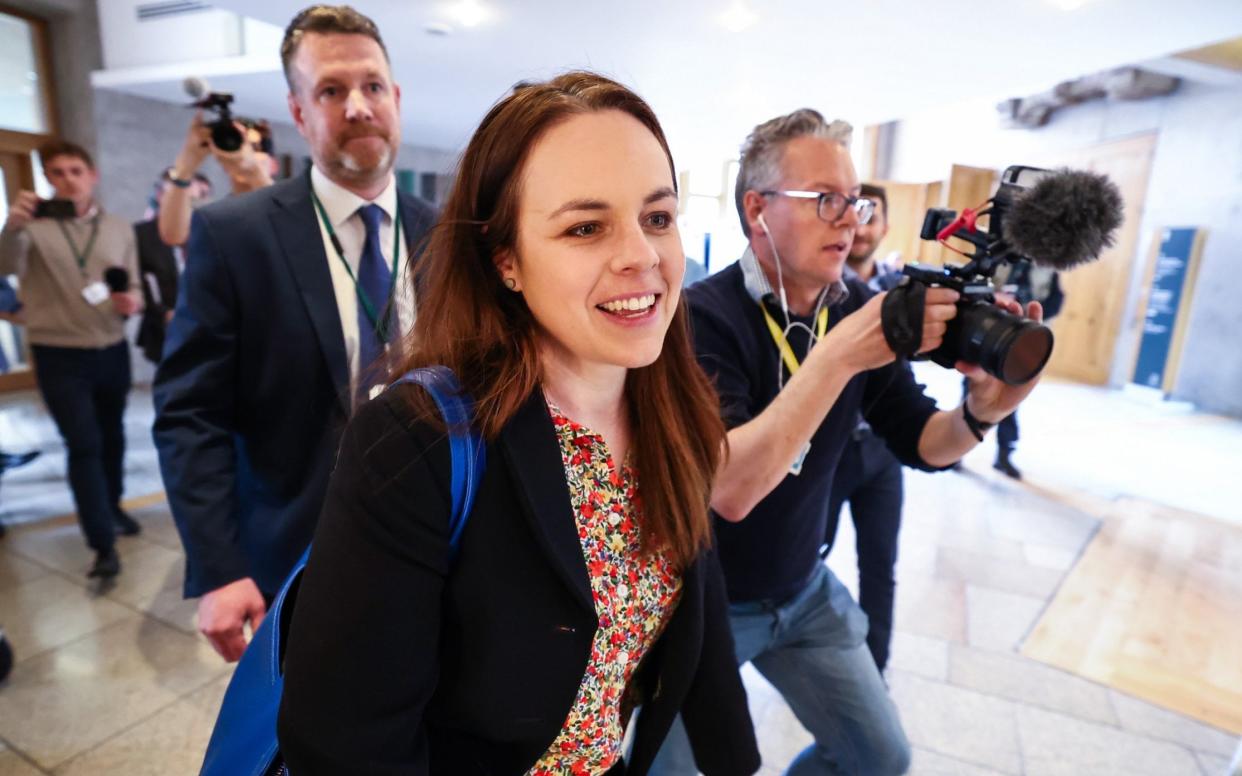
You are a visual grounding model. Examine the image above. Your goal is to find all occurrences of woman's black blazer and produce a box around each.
[278,386,760,776]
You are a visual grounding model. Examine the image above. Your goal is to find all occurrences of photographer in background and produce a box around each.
[983,259,1064,479]
[0,141,143,579]
[650,110,1044,776]
[845,183,903,293]
[135,168,212,364]
[158,111,275,247]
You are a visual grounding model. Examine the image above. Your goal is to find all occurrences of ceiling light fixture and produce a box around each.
[448,0,489,28]
[718,2,758,33]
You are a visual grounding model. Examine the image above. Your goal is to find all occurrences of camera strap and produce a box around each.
[55,215,101,278]
[880,281,925,356]
[760,303,828,376]
[309,189,402,343]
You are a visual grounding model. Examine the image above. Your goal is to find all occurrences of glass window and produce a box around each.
[0,12,49,134]
[0,161,29,374]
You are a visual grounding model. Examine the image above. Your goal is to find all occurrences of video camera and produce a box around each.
[880,165,1123,385]
[184,78,273,155]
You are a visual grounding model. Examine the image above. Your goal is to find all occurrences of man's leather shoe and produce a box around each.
[114,509,142,536]
[993,451,1022,480]
[88,548,120,578]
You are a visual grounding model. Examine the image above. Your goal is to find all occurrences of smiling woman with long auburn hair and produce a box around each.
[276,71,761,776]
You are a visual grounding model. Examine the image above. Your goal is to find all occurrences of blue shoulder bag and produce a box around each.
[199,366,485,776]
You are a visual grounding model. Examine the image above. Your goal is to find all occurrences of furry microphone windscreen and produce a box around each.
[1002,169,1124,270]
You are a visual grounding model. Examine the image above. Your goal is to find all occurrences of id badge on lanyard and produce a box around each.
[58,216,104,302]
[760,303,828,476]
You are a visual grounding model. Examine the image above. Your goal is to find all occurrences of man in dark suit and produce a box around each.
[153,4,436,662]
[134,169,212,364]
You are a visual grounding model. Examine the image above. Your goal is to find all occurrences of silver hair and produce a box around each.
[735,109,853,237]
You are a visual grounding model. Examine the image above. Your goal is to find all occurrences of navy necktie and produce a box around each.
[356,203,392,378]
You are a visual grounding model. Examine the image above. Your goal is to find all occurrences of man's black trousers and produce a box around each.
[824,429,904,672]
[32,341,130,553]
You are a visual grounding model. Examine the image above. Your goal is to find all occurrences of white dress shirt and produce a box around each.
[309,165,415,399]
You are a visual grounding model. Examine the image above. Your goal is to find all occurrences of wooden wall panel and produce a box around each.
[1042,133,1157,385]
[918,180,945,263]
[870,180,932,265]
[933,164,998,267]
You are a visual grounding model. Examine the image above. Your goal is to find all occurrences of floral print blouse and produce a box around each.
[526,401,683,776]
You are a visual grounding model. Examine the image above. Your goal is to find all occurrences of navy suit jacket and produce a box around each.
[153,171,437,597]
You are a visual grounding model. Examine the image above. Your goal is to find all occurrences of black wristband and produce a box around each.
[169,175,192,189]
[961,401,994,442]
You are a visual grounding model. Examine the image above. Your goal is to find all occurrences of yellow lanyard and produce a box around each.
[761,303,828,376]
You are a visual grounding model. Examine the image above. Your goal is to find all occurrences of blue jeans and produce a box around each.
[649,564,910,775]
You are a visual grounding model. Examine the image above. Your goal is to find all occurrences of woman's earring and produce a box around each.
[503,277,518,291]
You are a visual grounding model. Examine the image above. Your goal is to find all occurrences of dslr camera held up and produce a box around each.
[184,77,273,154]
[880,165,1123,385]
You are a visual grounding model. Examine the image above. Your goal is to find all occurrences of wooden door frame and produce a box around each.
[0,5,59,394]
[0,3,60,139]
[0,147,38,393]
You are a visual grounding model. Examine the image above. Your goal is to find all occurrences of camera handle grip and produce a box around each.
[880,281,926,357]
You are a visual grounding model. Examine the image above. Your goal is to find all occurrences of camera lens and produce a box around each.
[952,302,1053,385]
[998,323,1053,384]
[210,121,244,152]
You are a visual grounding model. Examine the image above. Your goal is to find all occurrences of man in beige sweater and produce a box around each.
[0,141,143,578]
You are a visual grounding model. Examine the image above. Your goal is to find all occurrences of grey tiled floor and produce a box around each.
[0,372,1239,774]
[747,365,1242,775]
[0,389,163,528]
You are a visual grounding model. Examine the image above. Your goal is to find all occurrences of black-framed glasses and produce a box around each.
[760,190,875,225]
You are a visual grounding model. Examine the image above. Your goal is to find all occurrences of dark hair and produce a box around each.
[38,140,94,171]
[394,71,727,570]
[280,5,389,91]
[861,182,887,219]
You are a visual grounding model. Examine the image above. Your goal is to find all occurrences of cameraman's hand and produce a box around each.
[919,288,963,355]
[824,287,960,374]
[110,291,141,317]
[3,191,39,231]
[173,112,212,179]
[959,298,1045,421]
[820,292,892,374]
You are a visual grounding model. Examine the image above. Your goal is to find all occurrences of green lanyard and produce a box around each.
[56,215,101,277]
[310,190,402,343]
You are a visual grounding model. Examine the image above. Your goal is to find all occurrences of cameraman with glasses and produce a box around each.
[651,110,1044,776]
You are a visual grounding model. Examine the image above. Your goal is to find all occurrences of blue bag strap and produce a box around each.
[277,367,481,578]
[387,365,484,558]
